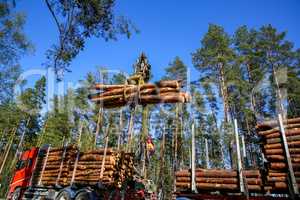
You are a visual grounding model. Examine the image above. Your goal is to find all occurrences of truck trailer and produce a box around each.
[7,145,152,200]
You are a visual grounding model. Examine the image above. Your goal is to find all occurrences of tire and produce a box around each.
[75,191,92,200]
[11,188,21,200]
[56,190,72,200]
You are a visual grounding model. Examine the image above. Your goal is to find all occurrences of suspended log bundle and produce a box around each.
[175,169,262,192]
[88,80,190,108]
[31,145,134,188]
[256,117,300,193]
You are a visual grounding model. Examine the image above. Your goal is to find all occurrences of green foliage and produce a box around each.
[40,95,73,147]
[192,24,300,170]
[193,24,235,123]
[0,2,32,103]
[165,56,187,86]
[44,0,137,80]
[17,76,46,148]
[192,24,235,75]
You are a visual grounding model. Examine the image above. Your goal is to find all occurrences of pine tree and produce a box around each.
[256,25,295,118]
[0,1,32,103]
[17,76,46,148]
[193,24,235,123]
[41,95,73,147]
[164,57,188,170]
[287,49,300,117]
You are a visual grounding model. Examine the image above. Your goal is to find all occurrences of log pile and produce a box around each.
[88,80,190,108]
[175,169,262,192]
[256,117,300,193]
[32,145,134,188]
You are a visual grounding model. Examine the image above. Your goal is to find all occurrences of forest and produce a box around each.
[0,0,300,199]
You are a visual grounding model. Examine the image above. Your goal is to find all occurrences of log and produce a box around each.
[79,154,116,161]
[175,171,236,178]
[176,178,261,185]
[91,92,190,105]
[175,169,260,178]
[264,129,300,139]
[269,162,300,170]
[92,80,182,91]
[74,164,115,170]
[295,172,300,177]
[266,155,285,161]
[267,156,300,163]
[256,117,300,130]
[246,178,262,185]
[176,182,239,191]
[82,148,115,154]
[274,182,288,190]
[92,84,136,91]
[268,172,287,177]
[77,160,116,165]
[264,140,300,149]
[243,170,261,178]
[89,87,180,100]
[156,80,182,88]
[73,177,113,182]
[247,185,262,191]
[267,176,287,182]
[73,170,114,177]
[139,93,187,104]
[74,180,113,185]
[258,124,300,136]
[176,177,238,184]
[50,145,77,152]
[265,148,300,155]
[266,135,300,144]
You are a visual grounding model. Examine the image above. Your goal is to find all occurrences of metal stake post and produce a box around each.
[126,106,136,152]
[38,145,51,185]
[71,148,80,185]
[0,128,16,175]
[234,119,245,194]
[241,135,246,159]
[278,114,299,198]
[56,143,68,186]
[191,122,197,193]
[205,138,209,169]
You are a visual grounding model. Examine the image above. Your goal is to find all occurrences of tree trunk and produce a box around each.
[218,62,229,123]
[174,104,179,172]
[94,107,103,147]
[117,110,123,150]
[141,105,149,178]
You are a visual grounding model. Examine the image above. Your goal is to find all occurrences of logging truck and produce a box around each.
[6,145,155,200]
[174,116,300,199]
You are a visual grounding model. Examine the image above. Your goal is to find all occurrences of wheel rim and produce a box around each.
[58,197,67,200]
[56,192,69,200]
[76,193,90,200]
[12,190,20,200]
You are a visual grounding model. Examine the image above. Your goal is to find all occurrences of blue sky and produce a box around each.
[16,0,300,90]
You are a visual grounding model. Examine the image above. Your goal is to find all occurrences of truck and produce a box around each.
[7,145,154,200]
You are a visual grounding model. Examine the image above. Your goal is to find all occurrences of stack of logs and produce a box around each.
[256,117,300,193]
[88,80,190,108]
[175,169,262,192]
[32,145,134,188]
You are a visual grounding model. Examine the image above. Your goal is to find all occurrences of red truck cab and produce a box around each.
[8,147,39,199]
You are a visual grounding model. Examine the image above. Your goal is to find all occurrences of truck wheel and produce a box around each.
[75,191,92,200]
[11,188,21,200]
[56,191,72,200]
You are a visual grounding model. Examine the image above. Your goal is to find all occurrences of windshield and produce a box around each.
[15,160,26,170]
